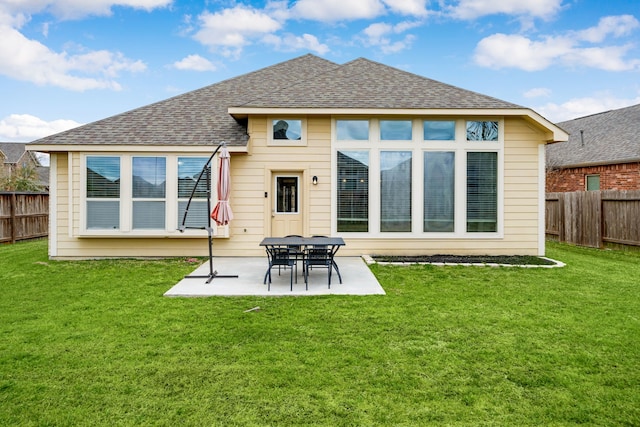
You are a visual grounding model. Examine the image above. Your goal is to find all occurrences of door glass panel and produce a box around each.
[276,176,298,213]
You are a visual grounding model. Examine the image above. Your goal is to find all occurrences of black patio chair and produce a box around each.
[284,234,305,277]
[308,236,343,284]
[304,244,340,288]
[263,245,298,291]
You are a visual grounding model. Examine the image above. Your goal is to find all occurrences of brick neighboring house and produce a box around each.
[0,142,48,189]
[546,104,640,192]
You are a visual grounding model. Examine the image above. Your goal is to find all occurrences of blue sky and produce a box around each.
[1,0,639,143]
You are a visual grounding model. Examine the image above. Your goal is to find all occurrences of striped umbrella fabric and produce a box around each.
[211,146,233,226]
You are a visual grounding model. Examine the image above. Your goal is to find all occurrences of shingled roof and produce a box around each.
[0,142,38,164]
[546,103,640,169]
[31,55,339,147]
[31,54,527,148]
[237,57,522,110]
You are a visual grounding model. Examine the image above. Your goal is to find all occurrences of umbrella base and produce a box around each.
[184,271,239,284]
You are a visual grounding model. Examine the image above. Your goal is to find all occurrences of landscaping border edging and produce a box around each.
[361,255,566,268]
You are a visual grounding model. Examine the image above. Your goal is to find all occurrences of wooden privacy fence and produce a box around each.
[546,190,640,249]
[0,192,49,244]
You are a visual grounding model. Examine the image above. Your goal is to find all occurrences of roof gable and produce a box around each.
[0,142,35,164]
[547,103,640,168]
[238,58,522,110]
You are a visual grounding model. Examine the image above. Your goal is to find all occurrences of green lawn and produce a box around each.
[1,239,639,426]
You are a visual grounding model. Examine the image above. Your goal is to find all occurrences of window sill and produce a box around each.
[78,226,230,238]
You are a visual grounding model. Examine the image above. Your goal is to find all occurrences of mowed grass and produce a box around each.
[1,239,639,426]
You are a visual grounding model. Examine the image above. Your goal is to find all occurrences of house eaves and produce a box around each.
[229,106,568,143]
[229,57,567,143]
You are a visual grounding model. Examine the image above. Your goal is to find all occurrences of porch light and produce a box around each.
[312,176,318,185]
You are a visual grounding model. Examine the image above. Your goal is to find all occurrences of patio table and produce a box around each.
[259,236,345,286]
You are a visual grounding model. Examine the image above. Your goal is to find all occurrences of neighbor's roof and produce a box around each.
[30,54,562,150]
[546,103,640,169]
[0,142,36,164]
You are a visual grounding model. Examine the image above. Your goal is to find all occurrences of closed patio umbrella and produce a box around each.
[211,146,233,226]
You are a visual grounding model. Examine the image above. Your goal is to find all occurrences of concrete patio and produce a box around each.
[164,256,385,297]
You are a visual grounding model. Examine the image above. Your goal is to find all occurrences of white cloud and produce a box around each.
[474,33,571,71]
[474,15,640,72]
[193,6,281,57]
[1,0,172,21]
[291,0,385,21]
[536,93,640,122]
[0,0,161,91]
[172,54,216,72]
[382,0,429,17]
[450,0,563,20]
[361,20,419,53]
[0,24,146,90]
[524,87,551,98]
[262,33,329,55]
[0,113,82,142]
[563,45,640,72]
[575,15,639,43]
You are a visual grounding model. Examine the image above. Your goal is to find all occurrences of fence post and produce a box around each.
[599,192,605,249]
[10,192,16,244]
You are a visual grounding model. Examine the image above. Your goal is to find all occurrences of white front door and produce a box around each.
[271,173,303,236]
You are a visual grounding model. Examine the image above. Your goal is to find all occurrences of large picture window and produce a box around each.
[424,152,455,232]
[83,155,214,235]
[86,156,120,230]
[334,118,502,237]
[337,151,369,232]
[467,152,497,232]
[380,151,412,232]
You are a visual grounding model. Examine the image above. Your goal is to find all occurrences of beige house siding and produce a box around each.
[215,116,333,256]
[48,115,547,259]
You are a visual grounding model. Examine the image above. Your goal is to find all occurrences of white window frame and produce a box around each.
[332,117,504,239]
[268,117,307,147]
[80,154,219,237]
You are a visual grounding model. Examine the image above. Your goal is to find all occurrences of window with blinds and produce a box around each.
[132,157,166,229]
[467,152,497,232]
[178,157,209,228]
[424,152,455,232]
[380,151,412,232]
[337,151,369,232]
[86,156,120,229]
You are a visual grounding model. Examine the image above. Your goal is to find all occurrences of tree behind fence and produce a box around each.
[546,190,640,249]
[0,192,49,244]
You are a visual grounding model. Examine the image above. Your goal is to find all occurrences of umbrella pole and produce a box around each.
[180,143,238,283]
